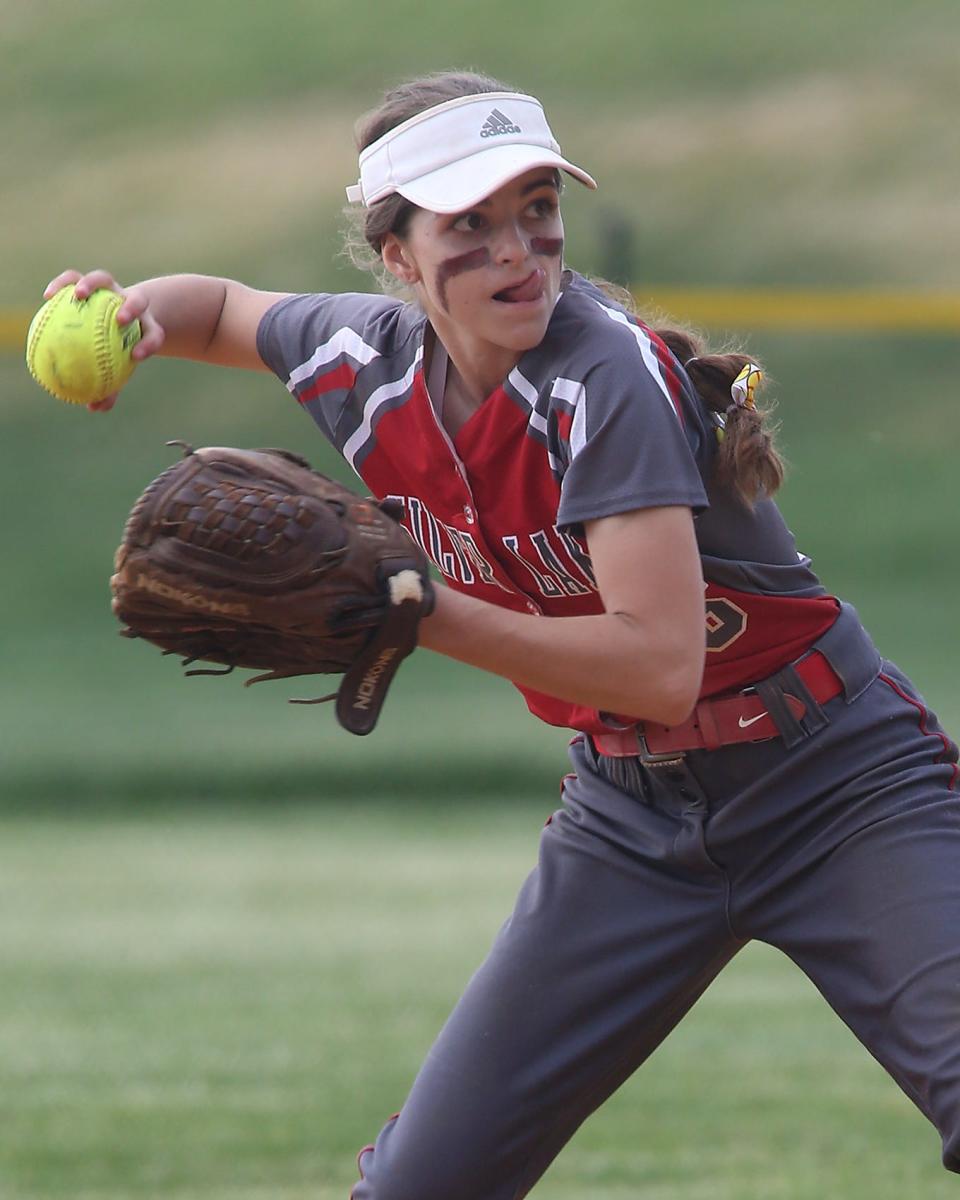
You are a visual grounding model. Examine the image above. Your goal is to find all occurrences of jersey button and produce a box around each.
[463,505,475,524]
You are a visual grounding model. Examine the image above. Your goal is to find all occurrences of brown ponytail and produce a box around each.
[655,327,784,506]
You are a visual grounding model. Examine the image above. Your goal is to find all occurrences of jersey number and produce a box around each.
[705,598,748,653]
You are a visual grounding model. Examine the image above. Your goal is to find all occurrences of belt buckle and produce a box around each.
[637,732,686,768]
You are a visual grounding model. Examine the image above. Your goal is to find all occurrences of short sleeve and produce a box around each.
[256,291,421,449]
[555,352,710,529]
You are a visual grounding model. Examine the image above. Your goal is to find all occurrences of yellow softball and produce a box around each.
[25,285,142,405]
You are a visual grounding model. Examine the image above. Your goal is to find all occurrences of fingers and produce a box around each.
[132,320,165,360]
[44,267,121,302]
[72,268,122,301]
[43,268,167,363]
[43,268,83,299]
[87,395,119,413]
[116,288,166,359]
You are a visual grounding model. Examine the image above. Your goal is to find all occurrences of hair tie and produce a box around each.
[730,363,763,411]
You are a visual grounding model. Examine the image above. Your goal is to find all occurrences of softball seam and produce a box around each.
[94,294,121,391]
[26,287,71,399]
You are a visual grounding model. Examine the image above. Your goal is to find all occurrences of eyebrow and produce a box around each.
[471,175,560,209]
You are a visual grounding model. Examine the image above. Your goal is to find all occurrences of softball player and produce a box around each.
[47,70,960,1199]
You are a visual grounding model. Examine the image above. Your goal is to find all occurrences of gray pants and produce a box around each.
[352,609,960,1198]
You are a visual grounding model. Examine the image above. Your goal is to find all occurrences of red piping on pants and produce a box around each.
[879,672,959,791]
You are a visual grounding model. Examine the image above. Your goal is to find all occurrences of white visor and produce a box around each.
[345,91,597,213]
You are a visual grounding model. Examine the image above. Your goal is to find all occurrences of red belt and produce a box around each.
[592,650,843,761]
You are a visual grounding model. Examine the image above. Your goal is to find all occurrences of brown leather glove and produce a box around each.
[111,443,433,735]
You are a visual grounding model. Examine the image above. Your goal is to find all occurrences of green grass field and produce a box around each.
[3,2,959,1196]
[1,802,956,1200]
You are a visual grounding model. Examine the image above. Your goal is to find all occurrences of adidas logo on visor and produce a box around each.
[479,108,522,138]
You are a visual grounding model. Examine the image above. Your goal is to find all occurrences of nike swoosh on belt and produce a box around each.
[738,711,769,729]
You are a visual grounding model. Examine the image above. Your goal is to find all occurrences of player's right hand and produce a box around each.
[42,269,166,412]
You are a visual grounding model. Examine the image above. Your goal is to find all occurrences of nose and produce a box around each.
[491,219,529,266]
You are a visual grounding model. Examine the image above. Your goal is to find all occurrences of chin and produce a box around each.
[511,329,550,353]
[491,308,552,352]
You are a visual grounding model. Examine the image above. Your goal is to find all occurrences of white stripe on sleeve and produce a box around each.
[550,377,584,405]
[508,367,549,440]
[593,301,680,423]
[569,388,588,460]
[551,376,587,461]
[287,327,382,392]
[512,367,567,473]
[342,345,424,468]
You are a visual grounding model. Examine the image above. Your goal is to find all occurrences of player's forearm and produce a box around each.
[129,274,233,361]
[418,586,704,726]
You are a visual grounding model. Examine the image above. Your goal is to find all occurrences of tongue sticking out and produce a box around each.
[495,271,544,303]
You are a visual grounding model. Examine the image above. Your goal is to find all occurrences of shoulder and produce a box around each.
[520,272,678,388]
[257,290,425,381]
[516,272,700,430]
[552,272,658,353]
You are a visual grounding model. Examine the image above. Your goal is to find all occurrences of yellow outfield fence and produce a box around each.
[2,311,34,350]
[634,289,960,333]
[4,289,960,352]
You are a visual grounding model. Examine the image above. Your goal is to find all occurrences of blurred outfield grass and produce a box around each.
[1,4,959,1197]
[0,805,956,1200]
[4,0,960,304]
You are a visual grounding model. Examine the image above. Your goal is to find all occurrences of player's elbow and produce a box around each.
[663,630,706,722]
[604,654,702,728]
[651,663,702,727]
[610,614,704,726]
[637,636,704,727]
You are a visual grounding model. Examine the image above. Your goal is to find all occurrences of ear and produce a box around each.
[381,233,421,286]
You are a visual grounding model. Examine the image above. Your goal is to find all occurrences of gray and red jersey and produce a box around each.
[257,271,839,734]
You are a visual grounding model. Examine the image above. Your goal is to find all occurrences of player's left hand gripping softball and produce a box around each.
[110,444,434,734]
